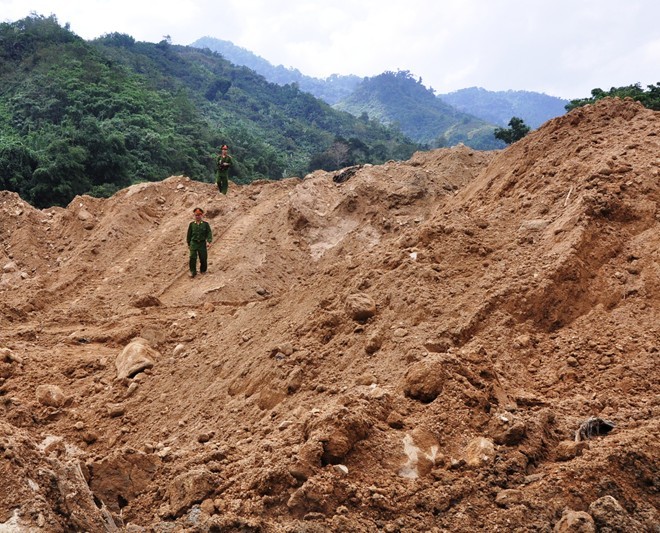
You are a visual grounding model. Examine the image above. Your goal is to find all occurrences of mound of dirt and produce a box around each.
[0,98,658,532]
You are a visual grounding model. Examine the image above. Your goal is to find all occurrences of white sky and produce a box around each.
[2,0,659,99]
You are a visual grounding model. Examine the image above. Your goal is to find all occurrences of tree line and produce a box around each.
[566,83,660,111]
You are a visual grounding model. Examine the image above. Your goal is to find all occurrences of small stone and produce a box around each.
[2,262,18,273]
[122,383,138,399]
[173,344,186,357]
[83,431,98,444]
[495,489,524,508]
[279,342,294,356]
[333,464,349,475]
[365,333,383,354]
[519,219,550,231]
[386,411,405,430]
[107,403,125,418]
[403,358,447,403]
[554,510,595,532]
[345,293,376,322]
[513,335,532,348]
[1,348,22,364]
[555,440,589,461]
[449,457,466,469]
[200,498,216,515]
[197,432,214,443]
[393,328,408,338]
[423,338,451,353]
[36,384,66,407]
[464,437,495,467]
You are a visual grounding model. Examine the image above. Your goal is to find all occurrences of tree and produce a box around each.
[205,78,232,100]
[0,140,37,191]
[28,139,90,207]
[308,139,351,172]
[494,117,530,144]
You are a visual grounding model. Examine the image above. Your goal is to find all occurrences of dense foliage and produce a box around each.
[439,87,568,129]
[566,83,660,111]
[493,117,531,145]
[192,37,362,105]
[334,71,504,150]
[0,15,418,208]
[0,16,215,206]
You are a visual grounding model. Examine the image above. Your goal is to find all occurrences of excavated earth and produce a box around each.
[0,97,658,532]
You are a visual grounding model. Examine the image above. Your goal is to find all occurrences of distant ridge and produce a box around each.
[334,71,504,150]
[192,37,570,147]
[438,87,569,128]
[191,36,361,105]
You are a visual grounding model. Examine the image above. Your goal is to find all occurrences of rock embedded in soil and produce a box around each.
[554,510,596,532]
[115,337,159,379]
[345,292,376,322]
[464,437,496,467]
[35,384,66,407]
[403,358,447,403]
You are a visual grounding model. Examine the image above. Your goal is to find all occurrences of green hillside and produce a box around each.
[0,15,419,208]
[438,87,569,129]
[334,71,504,150]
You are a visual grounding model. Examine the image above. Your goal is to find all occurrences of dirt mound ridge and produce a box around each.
[0,98,658,531]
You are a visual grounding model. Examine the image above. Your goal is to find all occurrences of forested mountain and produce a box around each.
[192,36,362,105]
[438,87,569,128]
[0,15,418,208]
[191,37,570,137]
[334,71,504,150]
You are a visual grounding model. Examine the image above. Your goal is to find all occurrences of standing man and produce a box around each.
[186,207,212,278]
[215,144,234,195]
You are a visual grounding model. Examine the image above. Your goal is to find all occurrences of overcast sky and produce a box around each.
[2,0,659,99]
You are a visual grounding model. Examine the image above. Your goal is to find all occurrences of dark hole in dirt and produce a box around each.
[576,417,615,441]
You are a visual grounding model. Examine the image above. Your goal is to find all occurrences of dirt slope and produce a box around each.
[0,97,658,532]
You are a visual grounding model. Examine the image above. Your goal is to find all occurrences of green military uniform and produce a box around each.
[187,220,212,276]
[215,153,233,195]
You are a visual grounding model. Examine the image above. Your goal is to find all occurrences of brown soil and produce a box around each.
[0,97,658,532]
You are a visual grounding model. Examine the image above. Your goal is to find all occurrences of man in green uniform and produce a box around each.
[215,144,234,195]
[186,207,212,277]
